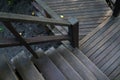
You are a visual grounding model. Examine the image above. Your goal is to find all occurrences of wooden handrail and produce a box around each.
[0,12,70,26]
[0,35,69,47]
[0,0,79,58]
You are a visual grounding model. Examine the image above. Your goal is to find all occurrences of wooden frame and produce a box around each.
[0,12,79,58]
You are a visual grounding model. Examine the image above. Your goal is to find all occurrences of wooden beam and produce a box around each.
[0,35,69,47]
[34,0,61,20]
[0,12,70,26]
[3,22,38,58]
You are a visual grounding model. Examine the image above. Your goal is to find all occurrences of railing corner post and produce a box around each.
[68,17,79,48]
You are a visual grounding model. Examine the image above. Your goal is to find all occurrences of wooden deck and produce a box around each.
[79,16,120,80]
[0,0,120,80]
[42,0,112,38]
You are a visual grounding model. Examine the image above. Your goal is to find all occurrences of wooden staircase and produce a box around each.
[0,0,120,80]
[0,45,110,80]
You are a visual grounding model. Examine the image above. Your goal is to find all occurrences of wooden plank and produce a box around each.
[13,51,45,80]
[115,74,120,80]
[100,50,120,72]
[0,12,70,26]
[32,49,67,80]
[0,54,18,80]
[53,8,109,15]
[73,48,110,80]
[57,45,97,80]
[97,41,120,68]
[33,0,67,35]
[81,17,120,54]
[35,0,60,20]
[52,6,109,13]
[49,3,108,10]
[46,0,107,7]
[109,66,120,80]
[93,34,120,65]
[46,47,84,80]
[0,35,69,48]
[104,56,120,76]
[86,22,120,58]
[46,0,106,4]
[79,16,112,46]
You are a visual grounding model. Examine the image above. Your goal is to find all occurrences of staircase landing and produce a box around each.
[42,0,112,38]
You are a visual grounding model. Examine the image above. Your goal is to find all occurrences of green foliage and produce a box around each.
[0,26,4,32]
[7,0,14,6]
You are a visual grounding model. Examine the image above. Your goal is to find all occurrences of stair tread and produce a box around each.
[73,48,110,80]
[33,49,67,80]
[13,51,45,80]
[57,45,97,80]
[0,54,18,80]
[46,47,84,80]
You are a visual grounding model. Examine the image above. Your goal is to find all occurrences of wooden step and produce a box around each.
[32,49,67,80]
[12,51,45,80]
[79,16,120,80]
[73,48,110,80]
[46,47,84,80]
[0,54,18,80]
[57,45,97,80]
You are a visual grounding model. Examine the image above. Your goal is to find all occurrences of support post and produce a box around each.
[68,18,79,48]
[112,0,120,17]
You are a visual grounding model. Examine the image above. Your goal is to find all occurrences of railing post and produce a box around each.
[68,18,79,48]
[112,0,120,17]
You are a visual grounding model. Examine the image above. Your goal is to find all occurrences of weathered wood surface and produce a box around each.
[0,12,70,26]
[0,54,18,80]
[73,48,110,80]
[33,49,67,80]
[46,47,84,80]
[0,35,69,47]
[79,16,120,80]
[13,51,45,80]
[57,45,97,80]
[43,0,112,37]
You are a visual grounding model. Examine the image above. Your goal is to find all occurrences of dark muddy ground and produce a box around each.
[0,0,60,59]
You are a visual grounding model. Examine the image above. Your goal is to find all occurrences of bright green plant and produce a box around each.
[0,26,4,32]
